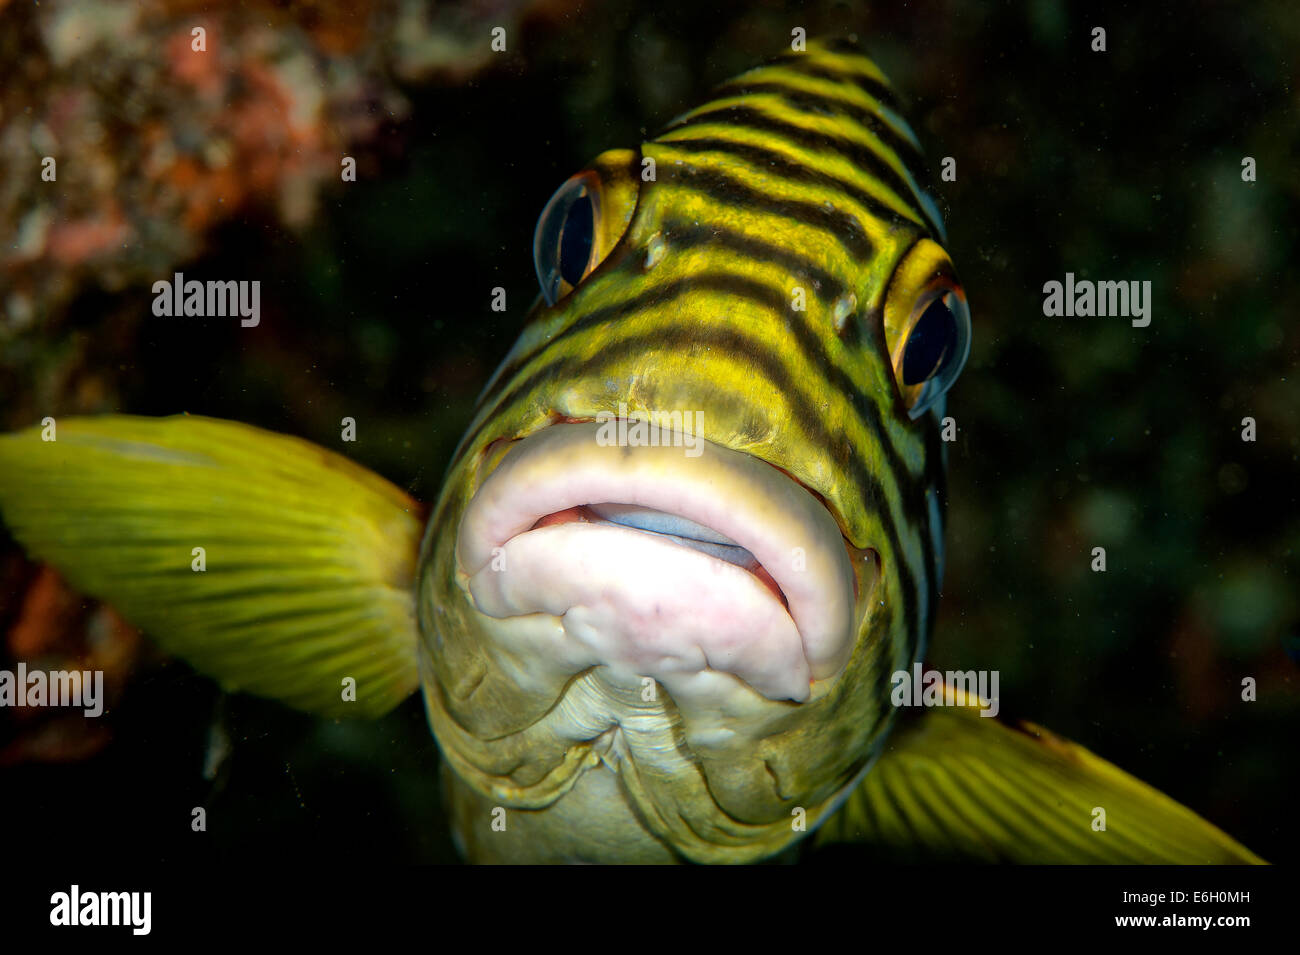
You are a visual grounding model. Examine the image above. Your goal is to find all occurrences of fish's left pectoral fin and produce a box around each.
[814,694,1265,864]
[0,414,426,720]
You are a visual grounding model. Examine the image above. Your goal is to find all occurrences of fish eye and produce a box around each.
[557,192,594,288]
[535,172,600,306]
[901,297,957,385]
[882,239,971,419]
[894,288,970,418]
[533,149,642,307]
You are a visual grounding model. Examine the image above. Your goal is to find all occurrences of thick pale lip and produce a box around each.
[455,422,858,702]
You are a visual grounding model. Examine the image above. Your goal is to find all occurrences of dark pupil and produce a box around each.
[902,298,957,385]
[558,192,594,287]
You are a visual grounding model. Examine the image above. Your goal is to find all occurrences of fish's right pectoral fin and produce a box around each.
[815,690,1265,863]
[0,415,426,720]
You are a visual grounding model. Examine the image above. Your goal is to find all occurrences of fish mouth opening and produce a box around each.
[531,502,792,608]
[455,421,864,703]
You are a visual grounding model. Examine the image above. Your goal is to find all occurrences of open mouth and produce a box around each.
[533,502,790,605]
[456,422,861,702]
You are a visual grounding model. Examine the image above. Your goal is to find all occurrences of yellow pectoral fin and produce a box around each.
[0,415,425,719]
[816,692,1265,864]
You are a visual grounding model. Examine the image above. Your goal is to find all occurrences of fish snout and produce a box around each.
[455,422,859,703]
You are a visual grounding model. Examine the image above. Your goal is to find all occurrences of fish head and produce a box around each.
[416,42,971,862]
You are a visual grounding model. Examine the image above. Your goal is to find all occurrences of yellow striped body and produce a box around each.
[419,40,957,863]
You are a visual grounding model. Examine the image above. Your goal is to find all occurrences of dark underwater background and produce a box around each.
[0,0,1295,863]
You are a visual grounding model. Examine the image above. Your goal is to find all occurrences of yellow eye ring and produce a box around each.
[534,171,600,306]
[533,150,641,306]
[882,239,971,419]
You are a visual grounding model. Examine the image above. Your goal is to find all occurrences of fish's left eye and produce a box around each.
[882,239,972,419]
[534,150,642,307]
[901,296,958,385]
[894,288,970,418]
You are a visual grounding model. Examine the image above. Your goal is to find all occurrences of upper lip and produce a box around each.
[456,421,860,701]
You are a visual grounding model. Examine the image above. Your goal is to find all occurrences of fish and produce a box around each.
[0,39,1263,864]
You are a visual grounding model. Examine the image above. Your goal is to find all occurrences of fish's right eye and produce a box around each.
[535,172,599,305]
[557,192,594,288]
[533,149,642,307]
